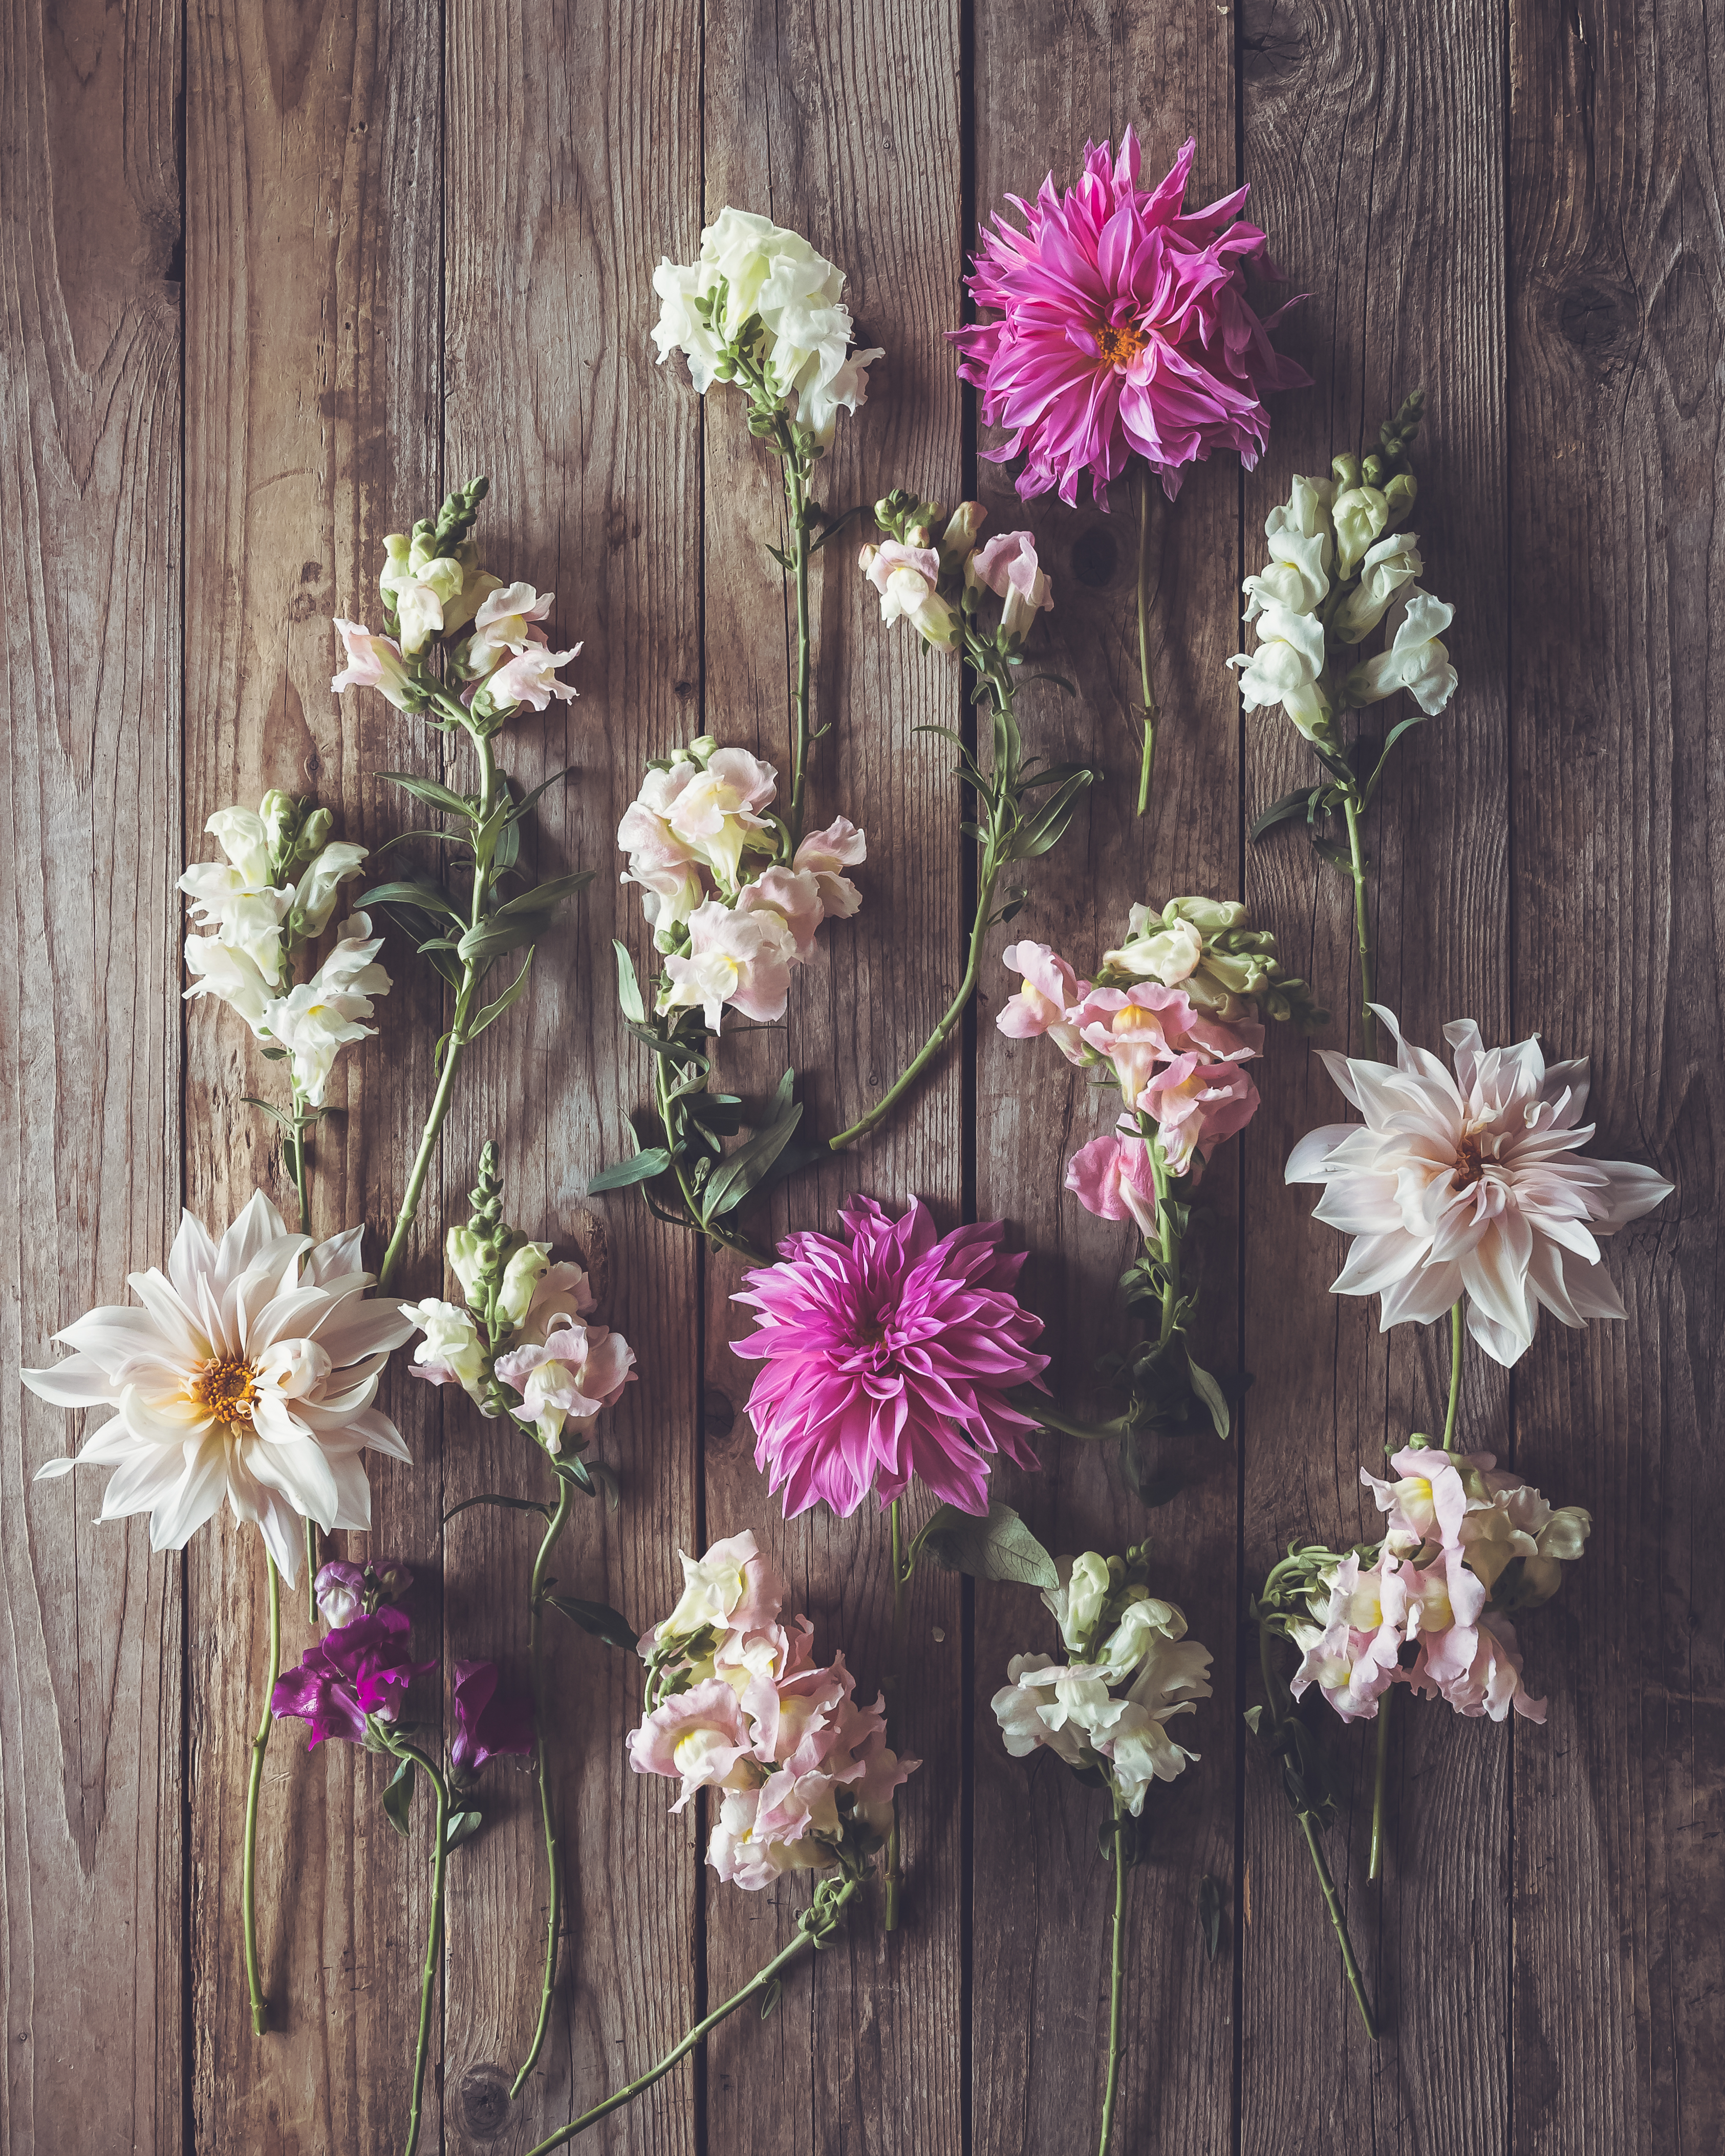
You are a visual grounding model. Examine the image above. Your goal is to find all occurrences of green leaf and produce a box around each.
[442,1492,552,1525]
[381,1756,416,1837]
[547,1595,637,1650]
[621,1016,705,1068]
[1184,1352,1232,1441]
[508,765,578,823]
[1198,1875,1222,1963]
[1361,713,1429,805]
[686,1092,745,1138]
[759,1977,783,2020]
[1008,768,1093,861]
[613,940,645,1023]
[583,1458,622,1513]
[444,1809,484,1855]
[700,1098,804,1222]
[1242,1704,1265,1737]
[457,916,539,967]
[465,949,536,1041]
[1017,670,1077,694]
[361,877,468,918]
[1249,787,1323,844]
[377,771,475,820]
[587,1147,674,1194]
[493,812,521,874]
[495,868,594,919]
[911,1499,1058,1588]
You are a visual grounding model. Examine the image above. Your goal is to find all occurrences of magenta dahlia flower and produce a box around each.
[731,1196,1049,1518]
[951,131,1309,509]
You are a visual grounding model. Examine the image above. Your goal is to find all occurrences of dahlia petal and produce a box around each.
[1332,1232,1421,1297]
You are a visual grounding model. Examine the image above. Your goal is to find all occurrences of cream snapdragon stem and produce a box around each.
[521,1874,861,2154]
[1096,1786,1131,2154]
[1342,792,1376,1058]
[882,1497,910,1931]
[382,1736,450,2156]
[512,1471,577,2096]
[780,430,816,847]
[243,1552,282,2035]
[290,1054,319,1621]
[1133,463,1160,820]
[377,715,500,1294]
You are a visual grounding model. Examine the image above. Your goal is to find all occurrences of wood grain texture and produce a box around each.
[1238,4,1513,2150]
[967,12,1243,2155]
[698,4,967,2149]
[0,2,184,2149]
[183,2,445,2146]
[439,2,705,2148]
[1508,5,1725,2150]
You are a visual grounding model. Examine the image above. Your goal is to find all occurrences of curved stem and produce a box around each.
[1342,791,1375,1058]
[1096,1784,1131,2154]
[511,1475,577,2097]
[1133,463,1160,819]
[387,1739,450,2156]
[521,1877,859,2154]
[1026,1399,1134,1444]
[1298,1811,1381,2040]
[784,450,814,847]
[1442,1298,1464,1451]
[882,1498,909,1932]
[1369,1684,1394,1884]
[378,728,499,1292]
[244,1552,283,2036]
[829,840,1002,1151]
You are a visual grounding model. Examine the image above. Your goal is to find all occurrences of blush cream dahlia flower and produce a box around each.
[24,1194,415,1580]
[1286,1009,1672,1366]
[731,1196,1049,1518]
[951,131,1308,509]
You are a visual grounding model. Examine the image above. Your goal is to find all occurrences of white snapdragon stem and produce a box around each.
[1096,1784,1131,2154]
[243,1553,282,2034]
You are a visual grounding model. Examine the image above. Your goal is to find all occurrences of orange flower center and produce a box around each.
[1096,319,1149,369]
[196,1356,258,1425]
[1453,1133,1486,1189]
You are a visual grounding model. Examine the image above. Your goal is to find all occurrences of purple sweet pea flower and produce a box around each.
[449,1659,536,1778]
[271,1607,437,1746]
[315,1557,414,1628]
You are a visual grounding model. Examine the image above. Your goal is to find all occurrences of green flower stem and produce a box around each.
[383,1737,450,2156]
[1342,790,1375,1058]
[1369,1684,1394,1884]
[378,725,500,1293]
[288,1076,314,1232]
[304,1518,319,1626]
[1133,463,1160,819]
[1147,1133,1181,1348]
[1442,1298,1464,1450]
[1096,1784,1131,2155]
[511,1472,578,2097]
[782,443,815,848]
[651,1042,769,1262]
[1298,1810,1381,2041]
[244,1552,283,2036]
[1027,1400,1134,1444]
[521,1875,861,2154]
[882,1497,910,1932]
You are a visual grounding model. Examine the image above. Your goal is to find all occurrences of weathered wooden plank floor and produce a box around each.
[3,1,1719,2150]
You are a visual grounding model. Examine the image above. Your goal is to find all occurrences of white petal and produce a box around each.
[100,1446,189,1522]
[1459,1217,1536,1344]
[21,1355,120,1408]
[1378,1258,1464,1327]
[147,1438,230,1550]
[166,1209,220,1306]
[214,1192,292,1288]
[1285,1123,1359,1184]
[1312,1181,1407,1235]
[1589,1160,1674,1229]
[307,1227,368,1284]
[328,1452,374,1530]
[1332,1232,1422,1297]
[247,1434,340,1531]
[126,1269,209,1362]
[1466,1303,1529,1367]
[34,1457,77,1480]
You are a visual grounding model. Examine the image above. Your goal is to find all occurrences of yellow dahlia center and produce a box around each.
[1096,318,1149,368]
[195,1356,258,1425]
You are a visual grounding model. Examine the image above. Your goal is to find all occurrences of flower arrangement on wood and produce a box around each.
[514,1535,914,2155]
[329,478,594,1293]
[991,1544,1214,2153]
[1238,394,1454,1051]
[23,1192,414,2040]
[1000,898,1324,1482]
[953,129,1308,813]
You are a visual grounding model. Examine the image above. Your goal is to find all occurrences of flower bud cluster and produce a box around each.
[1228,395,1456,750]
[616,736,866,1033]
[629,1531,916,1889]
[400,1144,634,1456]
[859,492,1054,659]
[998,899,1320,1194]
[651,209,883,449]
[991,1547,1214,1817]
[1288,1441,1591,1727]
[314,1557,414,1629]
[180,793,391,1105]
[331,480,580,734]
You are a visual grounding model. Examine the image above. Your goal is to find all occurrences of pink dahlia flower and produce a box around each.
[731,1196,1049,1518]
[951,131,1309,509]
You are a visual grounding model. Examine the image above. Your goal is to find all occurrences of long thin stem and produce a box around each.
[1342,791,1375,1058]
[1298,1812,1381,2040]
[882,1498,909,1932]
[386,1740,450,2156]
[1369,1684,1394,1883]
[378,728,499,1292]
[289,1084,318,1625]
[244,1552,283,2036]
[1026,1399,1134,1444]
[1096,1785,1131,2153]
[512,1474,577,2097]
[784,447,814,846]
[304,1517,319,1626]
[1442,1297,1464,1450]
[1148,1135,1181,1348]
[1133,463,1160,819]
[521,1877,860,2154]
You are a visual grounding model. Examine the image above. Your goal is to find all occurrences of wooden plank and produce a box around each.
[1238,4,1512,2149]
[1507,6,1724,2150]
[182,3,446,2145]
[437,3,706,2148]
[0,4,184,2149]
[966,14,1243,2152]
[698,2,967,2148]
